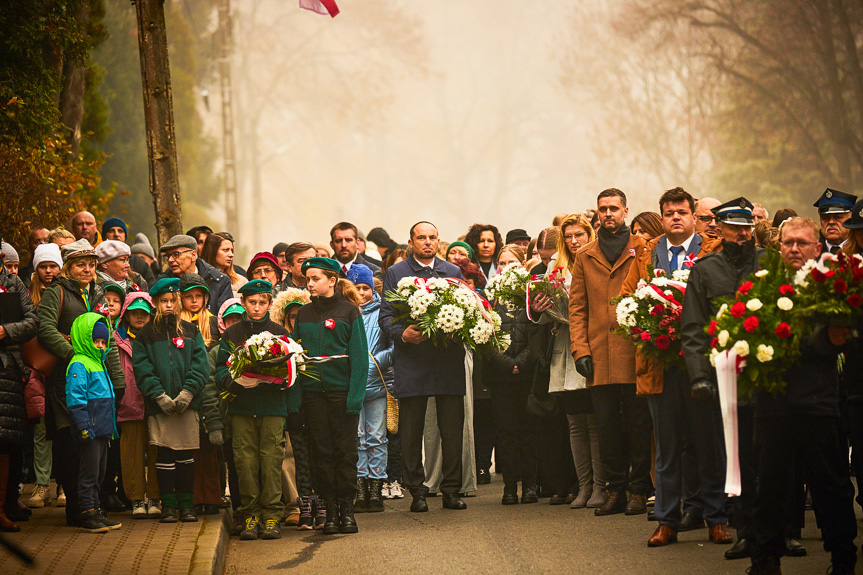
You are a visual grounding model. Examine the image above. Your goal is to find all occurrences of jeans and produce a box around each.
[358,395,388,480]
[77,437,108,511]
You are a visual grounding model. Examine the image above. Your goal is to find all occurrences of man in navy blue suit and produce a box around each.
[378,221,468,513]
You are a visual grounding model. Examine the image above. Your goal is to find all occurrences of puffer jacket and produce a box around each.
[160,258,232,315]
[37,276,126,432]
[0,267,38,445]
[361,292,394,400]
[66,313,117,439]
[115,292,153,422]
[485,303,533,384]
[132,316,208,416]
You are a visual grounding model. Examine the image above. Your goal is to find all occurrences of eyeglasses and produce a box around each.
[697,215,717,223]
[563,232,588,242]
[780,240,816,249]
[163,249,194,261]
[252,267,276,277]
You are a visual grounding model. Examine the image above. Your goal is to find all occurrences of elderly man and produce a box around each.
[379,221,467,512]
[71,211,100,246]
[570,188,653,517]
[747,217,857,575]
[682,197,764,560]
[158,234,231,314]
[621,187,728,547]
[330,223,380,274]
[751,203,769,224]
[694,197,722,240]
[814,188,858,254]
[95,240,148,293]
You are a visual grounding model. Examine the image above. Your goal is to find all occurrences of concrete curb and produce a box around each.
[190,509,230,575]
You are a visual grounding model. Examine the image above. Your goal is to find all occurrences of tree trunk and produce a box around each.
[134,0,183,249]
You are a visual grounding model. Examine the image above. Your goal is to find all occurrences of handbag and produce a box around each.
[22,287,65,375]
[525,324,559,418]
[370,352,399,434]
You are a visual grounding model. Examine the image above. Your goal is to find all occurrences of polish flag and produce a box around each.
[299,0,339,17]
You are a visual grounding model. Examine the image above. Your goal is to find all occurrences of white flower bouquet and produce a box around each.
[485,263,530,310]
[385,276,510,353]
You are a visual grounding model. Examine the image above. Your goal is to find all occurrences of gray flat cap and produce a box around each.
[159,234,197,253]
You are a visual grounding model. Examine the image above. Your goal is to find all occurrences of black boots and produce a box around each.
[323,499,340,534]
[338,498,358,533]
[367,479,385,512]
[501,483,519,505]
[354,477,369,513]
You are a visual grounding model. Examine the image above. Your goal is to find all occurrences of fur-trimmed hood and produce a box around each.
[270,287,311,326]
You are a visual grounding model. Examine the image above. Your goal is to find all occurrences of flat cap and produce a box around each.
[160,234,197,253]
[95,239,131,264]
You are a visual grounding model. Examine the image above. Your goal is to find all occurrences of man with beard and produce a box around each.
[330,223,380,274]
[813,188,857,255]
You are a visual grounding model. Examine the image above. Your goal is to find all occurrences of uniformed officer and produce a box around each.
[813,188,858,255]
[680,196,763,560]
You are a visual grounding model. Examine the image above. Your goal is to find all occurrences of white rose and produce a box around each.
[776,297,793,311]
[755,344,774,363]
[717,330,730,348]
[733,340,750,357]
[716,303,728,319]
[746,298,763,311]
[709,348,719,367]
[755,269,769,278]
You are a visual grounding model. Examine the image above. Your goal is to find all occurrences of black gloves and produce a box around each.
[691,379,717,400]
[575,356,594,380]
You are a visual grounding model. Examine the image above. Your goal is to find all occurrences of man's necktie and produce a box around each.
[830,245,840,255]
[669,245,685,272]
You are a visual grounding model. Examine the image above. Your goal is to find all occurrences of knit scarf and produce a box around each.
[97,270,133,292]
[598,223,631,265]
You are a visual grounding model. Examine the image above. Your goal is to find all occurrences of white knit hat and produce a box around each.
[33,243,63,268]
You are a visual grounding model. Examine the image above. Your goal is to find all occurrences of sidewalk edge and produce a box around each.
[190,509,230,575]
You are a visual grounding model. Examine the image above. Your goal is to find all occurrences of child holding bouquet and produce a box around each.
[215,280,298,541]
[293,258,369,534]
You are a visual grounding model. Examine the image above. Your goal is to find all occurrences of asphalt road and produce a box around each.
[225,476,858,575]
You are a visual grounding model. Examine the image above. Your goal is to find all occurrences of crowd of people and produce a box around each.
[0,189,860,573]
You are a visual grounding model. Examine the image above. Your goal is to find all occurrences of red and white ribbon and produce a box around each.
[715,349,741,497]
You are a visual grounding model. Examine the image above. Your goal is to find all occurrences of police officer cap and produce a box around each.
[813,188,857,215]
[711,197,754,226]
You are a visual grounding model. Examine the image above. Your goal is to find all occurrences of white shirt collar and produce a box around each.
[414,257,435,270]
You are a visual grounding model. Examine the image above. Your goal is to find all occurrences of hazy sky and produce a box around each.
[212,0,660,250]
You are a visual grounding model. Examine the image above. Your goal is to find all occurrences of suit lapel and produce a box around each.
[584,241,612,271]
[610,235,637,274]
[654,236,670,275]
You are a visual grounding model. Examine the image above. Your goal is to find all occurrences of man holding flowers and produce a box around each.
[746,218,857,575]
[620,187,728,547]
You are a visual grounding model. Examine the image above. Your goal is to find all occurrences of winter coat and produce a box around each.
[620,233,719,395]
[535,262,586,393]
[201,346,224,433]
[24,370,45,420]
[215,314,299,418]
[66,313,116,439]
[159,258,232,316]
[132,317,208,416]
[0,267,38,446]
[294,293,369,414]
[569,234,644,387]
[361,292,394,401]
[486,304,533,385]
[379,256,467,398]
[37,276,125,432]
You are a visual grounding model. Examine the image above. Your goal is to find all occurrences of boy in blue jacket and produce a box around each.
[66,312,122,533]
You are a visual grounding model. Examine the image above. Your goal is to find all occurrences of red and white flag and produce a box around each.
[299,0,339,17]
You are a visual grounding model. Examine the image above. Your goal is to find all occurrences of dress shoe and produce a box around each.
[747,556,781,574]
[477,468,491,485]
[784,538,807,557]
[442,493,467,510]
[708,524,733,544]
[647,525,678,547]
[625,493,647,515]
[501,483,519,506]
[724,537,751,560]
[521,484,538,504]
[410,495,428,513]
[594,490,627,516]
[679,512,705,532]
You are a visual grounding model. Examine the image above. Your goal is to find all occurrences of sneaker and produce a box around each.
[160,506,178,523]
[240,516,260,540]
[388,481,404,499]
[80,509,109,533]
[97,509,122,530]
[132,500,147,519]
[313,496,326,530]
[381,483,392,499]
[26,484,49,508]
[147,500,162,518]
[260,519,281,540]
[55,486,66,507]
[297,496,314,531]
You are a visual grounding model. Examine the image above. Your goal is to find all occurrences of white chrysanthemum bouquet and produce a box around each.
[385,277,510,353]
[485,263,530,310]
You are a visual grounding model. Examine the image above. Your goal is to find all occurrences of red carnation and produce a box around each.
[707,321,718,336]
[778,284,794,296]
[172,337,185,349]
[730,302,746,317]
[743,316,759,333]
[811,269,826,283]
[640,331,651,341]
[775,322,792,339]
[631,327,642,335]
[738,281,754,295]
[650,304,665,316]
[710,337,718,349]
[849,294,863,308]
[655,336,671,350]
[834,278,848,294]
